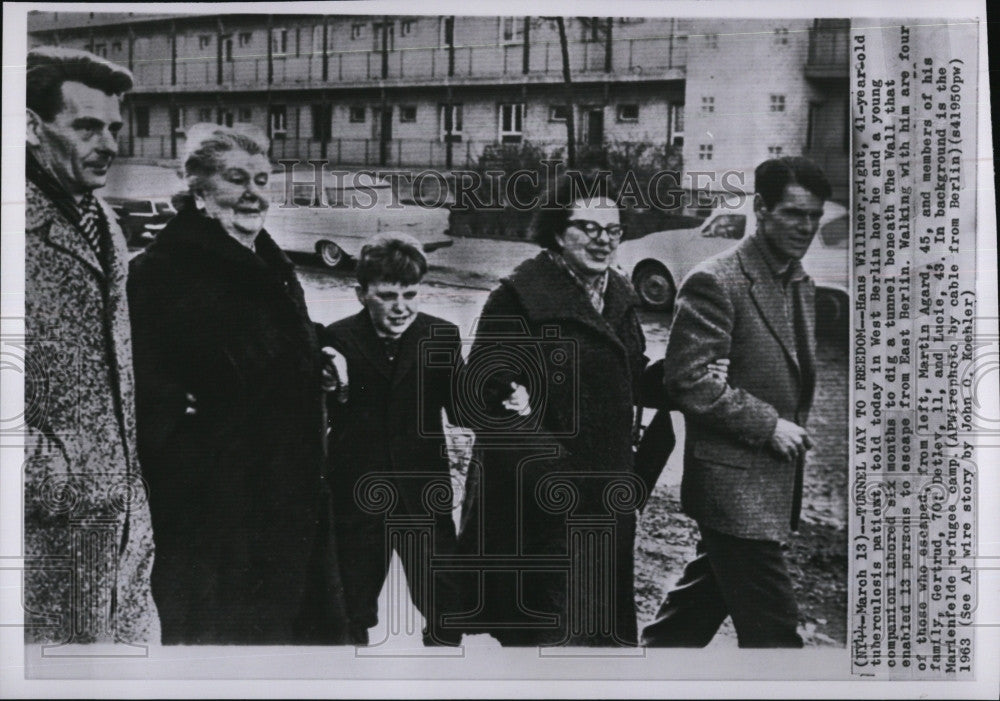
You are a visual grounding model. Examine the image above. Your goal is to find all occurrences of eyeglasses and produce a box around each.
[567,219,626,241]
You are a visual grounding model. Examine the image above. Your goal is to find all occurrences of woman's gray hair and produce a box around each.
[182,122,270,195]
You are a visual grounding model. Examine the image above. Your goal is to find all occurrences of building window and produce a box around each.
[224,36,234,62]
[617,104,639,122]
[111,41,122,53]
[500,17,524,45]
[400,105,417,123]
[135,106,150,138]
[439,17,454,49]
[269,106,286,138]
[770,94,786,112]
[199,34,212,50]
[172,107,185,134]
[219,110,234,128]
[372,22,395,51]
[238,107,252,122]
[198,108,213,123]
[698,144,713,161]
[668,102,684,147]
[768,145,784,157]
[272,28,288,55]
[440,104,463,142]
[701,96,714,113]
[349,106,366,123]
[400,19,415,37]
[499,103,525,143]
[704,33,719,49]
[311,105,332,140]
[582,18,603,43]
[351,23,365,41]
[549,105,568,122]
[93,43,107,57]
[774,27,789,45]
[239,31,253,47]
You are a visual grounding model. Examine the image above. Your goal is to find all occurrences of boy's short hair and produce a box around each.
[356,233,428,289]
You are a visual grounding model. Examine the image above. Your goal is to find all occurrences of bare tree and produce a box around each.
[538,17,611,169]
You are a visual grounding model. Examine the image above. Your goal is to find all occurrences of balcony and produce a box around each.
[128,34,687,93]
[805,19,849,79]
[124,136,647,170]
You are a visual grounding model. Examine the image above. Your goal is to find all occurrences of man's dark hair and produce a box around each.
[27,47,133,122]
[754,156,832,210]
[533,170,613,251]
[356,234,428,290]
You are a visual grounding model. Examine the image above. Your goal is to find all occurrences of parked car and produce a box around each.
[266,170,453,268]
[105,195,177,247]
[615,198,850,327]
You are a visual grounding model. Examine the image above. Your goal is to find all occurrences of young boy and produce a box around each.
[322,233,465,646]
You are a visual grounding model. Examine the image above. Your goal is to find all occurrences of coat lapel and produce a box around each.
[341,310,394,380]
[738,239,801,376]
[504,253,632,356]
[392,314,433,388]
[796,279,817,388]
[27,181,105,281]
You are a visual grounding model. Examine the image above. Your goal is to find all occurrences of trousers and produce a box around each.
[641,525,803,648]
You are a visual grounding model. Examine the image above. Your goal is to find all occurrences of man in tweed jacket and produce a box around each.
[23,47,159,645]
[642,157,831,648]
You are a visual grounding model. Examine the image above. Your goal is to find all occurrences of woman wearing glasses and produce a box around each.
[458,172,650,646]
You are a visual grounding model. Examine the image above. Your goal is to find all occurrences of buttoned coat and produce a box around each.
[23,178,160,644]
[458,252,649,646]
[664,235,817,542]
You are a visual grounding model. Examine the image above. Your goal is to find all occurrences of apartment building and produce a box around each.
[27,12,849,201]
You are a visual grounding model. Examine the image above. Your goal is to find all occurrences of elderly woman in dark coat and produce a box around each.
[458,173,651,646]
[127,124,348,644]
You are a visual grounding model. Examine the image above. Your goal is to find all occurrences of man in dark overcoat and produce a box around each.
[642,157,831,648]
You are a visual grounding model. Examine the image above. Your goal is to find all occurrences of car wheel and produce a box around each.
[816,289,849,340]
[633,261,675,312]
[317,241,345,269]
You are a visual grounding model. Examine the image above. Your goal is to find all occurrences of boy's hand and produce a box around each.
[321,347,349,401]
[502,382,531,416]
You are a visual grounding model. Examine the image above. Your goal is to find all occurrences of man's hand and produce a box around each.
[321,346,349,400]
[502,382,531,416]
[768,418,812,462]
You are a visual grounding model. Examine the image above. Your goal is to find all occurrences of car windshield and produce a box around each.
[155,201,176,215]
[702,214,746,239]
[121,200,153,214]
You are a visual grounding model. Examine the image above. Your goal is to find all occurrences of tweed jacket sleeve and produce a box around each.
[663,268,779,447]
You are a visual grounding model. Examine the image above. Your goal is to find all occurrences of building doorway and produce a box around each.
[375,107,393,166]
[584,107,604,147]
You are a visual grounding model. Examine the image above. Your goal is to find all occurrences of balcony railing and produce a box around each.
[806,19,849,78]
[129,35,687,91]
[124,135,649,170]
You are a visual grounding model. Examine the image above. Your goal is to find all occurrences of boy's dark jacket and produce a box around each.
[321,311,461,486]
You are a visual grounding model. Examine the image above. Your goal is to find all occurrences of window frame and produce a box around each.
[440,103,464,142]
[499,102,526,142]
[349,106,367,124]
[616,104,639,122]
